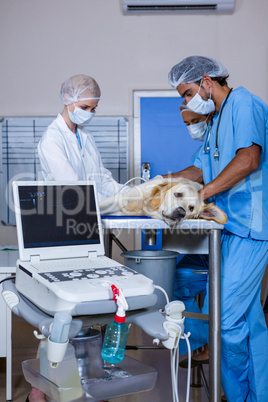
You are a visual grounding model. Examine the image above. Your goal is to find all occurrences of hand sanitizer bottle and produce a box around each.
[101,286,129,364]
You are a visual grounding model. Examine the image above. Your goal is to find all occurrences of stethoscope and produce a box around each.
[203,87,233,159]
[203,120,212,155]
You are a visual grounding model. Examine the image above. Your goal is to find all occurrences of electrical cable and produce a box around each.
[170,325,182,402]
[181,332,191,402]
[149,284,192,401]
[171,350,175,401]
[164,317,191,402]
[152,284,191,401]
[153,284,170,305]
[0,276,15,285]
[113,176,147,195]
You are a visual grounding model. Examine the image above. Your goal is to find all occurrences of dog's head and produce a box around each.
[148,179,227,227]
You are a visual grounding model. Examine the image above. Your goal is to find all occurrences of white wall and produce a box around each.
[1,0,268,245]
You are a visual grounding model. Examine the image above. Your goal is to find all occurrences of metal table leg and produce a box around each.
[209,229,221,401]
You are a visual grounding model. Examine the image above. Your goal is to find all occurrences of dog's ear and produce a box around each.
[149,182,178,211]
[198,203,227,224]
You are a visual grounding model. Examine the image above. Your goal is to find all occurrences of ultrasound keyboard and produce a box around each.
[39,265,139,283]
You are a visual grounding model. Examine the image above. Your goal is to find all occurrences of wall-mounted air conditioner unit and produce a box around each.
[122,0,235,14]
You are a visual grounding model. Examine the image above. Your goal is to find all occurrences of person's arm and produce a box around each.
[98,161,125,197]
[199,143,261,200]
[163,165,203,183]
[89,138,125,198]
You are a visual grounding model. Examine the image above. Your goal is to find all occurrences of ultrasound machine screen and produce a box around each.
[18,184,100,248]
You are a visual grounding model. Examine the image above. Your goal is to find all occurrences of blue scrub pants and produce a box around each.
[173,254,208,355]
[174,230,268,402]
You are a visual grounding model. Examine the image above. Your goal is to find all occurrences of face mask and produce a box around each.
[187,120,208,141]
[187,84,215,115]
[68,106,95,126]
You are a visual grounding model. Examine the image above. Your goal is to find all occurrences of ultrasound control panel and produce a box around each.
[39,265,139,283]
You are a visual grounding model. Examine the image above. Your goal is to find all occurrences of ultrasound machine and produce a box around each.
[1,181,189,401]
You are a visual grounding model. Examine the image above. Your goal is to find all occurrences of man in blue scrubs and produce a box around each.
[174,102,211,358]
[167,56,268,402]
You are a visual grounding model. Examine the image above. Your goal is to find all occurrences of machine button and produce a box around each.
[69,272,82,277]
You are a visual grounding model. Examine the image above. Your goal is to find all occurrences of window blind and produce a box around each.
[0,116,128,225]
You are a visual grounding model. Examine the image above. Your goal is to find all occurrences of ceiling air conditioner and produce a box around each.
[122,0,235,14]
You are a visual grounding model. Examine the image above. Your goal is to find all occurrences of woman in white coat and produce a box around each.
[38,74,124,200]
[30,75,123,402]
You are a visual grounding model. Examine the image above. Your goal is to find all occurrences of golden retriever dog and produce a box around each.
[100,176,227,227]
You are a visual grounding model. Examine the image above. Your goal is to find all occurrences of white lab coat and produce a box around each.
[38,114,124,200]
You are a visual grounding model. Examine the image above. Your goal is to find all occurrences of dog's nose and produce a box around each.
[171,207,186,221]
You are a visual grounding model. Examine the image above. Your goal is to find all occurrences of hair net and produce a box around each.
[168,56,229,88]
[179,99,210,118]
[60,74,101,105]
[179,100,192,114]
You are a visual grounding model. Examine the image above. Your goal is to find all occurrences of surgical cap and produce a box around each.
[168,56,228,88]
[179,100,192,114]
[59,74,101,105]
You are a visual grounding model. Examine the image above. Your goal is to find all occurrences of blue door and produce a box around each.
[140,96,201,249]
[140,97,201,177]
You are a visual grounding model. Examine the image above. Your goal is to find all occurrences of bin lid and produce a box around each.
[121,250,179,260]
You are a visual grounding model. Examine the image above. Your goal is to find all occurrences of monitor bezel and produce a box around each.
[13,181,105,261]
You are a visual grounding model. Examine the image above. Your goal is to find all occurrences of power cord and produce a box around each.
[170,330,191,402]
[153,284,170,305]
[113,177,147,195]
[0,276,15,285]
[153,284,192,402]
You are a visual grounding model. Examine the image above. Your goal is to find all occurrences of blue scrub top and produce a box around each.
[191,144,202,165]
[194,86,268,240]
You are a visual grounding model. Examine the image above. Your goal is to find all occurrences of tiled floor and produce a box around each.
[0,315,209,402]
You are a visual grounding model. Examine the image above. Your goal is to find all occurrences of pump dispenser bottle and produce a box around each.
[101,285,129,364]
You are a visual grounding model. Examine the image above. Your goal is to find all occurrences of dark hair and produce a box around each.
[195,75,229,87]
[211,76,229,86]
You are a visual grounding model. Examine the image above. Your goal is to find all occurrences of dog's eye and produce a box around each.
[174,192,183,198]
[188,205,194,212]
